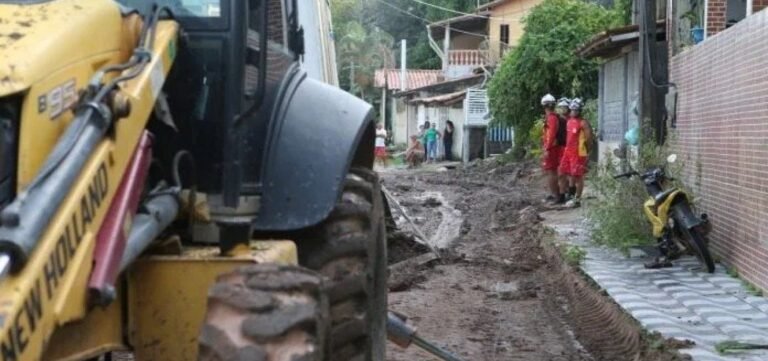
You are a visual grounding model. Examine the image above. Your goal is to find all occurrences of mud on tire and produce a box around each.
[293,167,388,361]
[199,264,329,361]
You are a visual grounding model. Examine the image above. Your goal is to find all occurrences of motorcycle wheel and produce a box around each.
[680,226,715,273]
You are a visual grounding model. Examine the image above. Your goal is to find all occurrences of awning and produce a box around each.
[408,90,468,106]
[576,21,666,59]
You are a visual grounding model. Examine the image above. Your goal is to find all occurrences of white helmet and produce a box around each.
[557,97,570,107]
[541,94,556,106]
[569,98,583,110]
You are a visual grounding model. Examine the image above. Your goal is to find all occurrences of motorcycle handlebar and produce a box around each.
[613,171,638,179]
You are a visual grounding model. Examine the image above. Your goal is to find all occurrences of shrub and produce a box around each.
[586,141,692,254]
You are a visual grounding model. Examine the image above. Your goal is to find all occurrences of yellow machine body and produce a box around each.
[0,1,306,360]
[643,189,688,238]
[41,241,298,361]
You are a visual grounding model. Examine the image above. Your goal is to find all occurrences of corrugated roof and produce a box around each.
[374,69,444,91]
[393,73,485,97]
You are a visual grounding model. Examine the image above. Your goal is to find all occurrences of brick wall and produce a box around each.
[707,0,727,36]
[670,10,768,289]
[755,0,768,13]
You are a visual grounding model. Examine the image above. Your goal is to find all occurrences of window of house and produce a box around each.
[726,0,747,28]
[500,24,510,57]
[500,24,510,45]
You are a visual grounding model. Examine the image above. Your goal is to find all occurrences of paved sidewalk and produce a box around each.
[542,209,768,361]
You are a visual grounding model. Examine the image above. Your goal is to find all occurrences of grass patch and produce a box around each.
[726,267,764,297]
[562,244,587,266]
[716,340,768,354]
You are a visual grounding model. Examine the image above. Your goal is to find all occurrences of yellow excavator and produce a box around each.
[0,0,388,360]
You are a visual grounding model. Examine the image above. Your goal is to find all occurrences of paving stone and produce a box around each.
[543,212,768,361]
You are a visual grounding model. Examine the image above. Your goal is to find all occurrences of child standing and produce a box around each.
[558,98,593,207]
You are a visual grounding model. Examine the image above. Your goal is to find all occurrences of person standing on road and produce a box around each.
[541,94,564,205]
[556,97,574,199]
[419,122,428,156]
[558,98,593,208]
[374,123,388,166]
[424,122,440,163]
[443,120,455,161]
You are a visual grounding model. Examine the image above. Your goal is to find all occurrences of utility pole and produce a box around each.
[638,0,667,145]
[400,39,409,141]
[400,39,407,91]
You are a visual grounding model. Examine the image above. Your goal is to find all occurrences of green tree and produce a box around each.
[337,21,395,100]
[488,0,623,156]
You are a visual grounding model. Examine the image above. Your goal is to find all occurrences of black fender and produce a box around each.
[670,195,702,229]
[252,73,375,231]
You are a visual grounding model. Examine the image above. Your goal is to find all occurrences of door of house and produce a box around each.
[598,50,639,161]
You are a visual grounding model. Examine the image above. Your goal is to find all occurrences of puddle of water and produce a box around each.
[416,191,464,249]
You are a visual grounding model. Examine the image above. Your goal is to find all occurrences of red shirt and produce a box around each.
[542,113,560,151]
[565,116,589,157]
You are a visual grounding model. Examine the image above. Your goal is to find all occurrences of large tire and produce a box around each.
[198,264,329,361]
[292,168,388,361]
[681,226,715,273]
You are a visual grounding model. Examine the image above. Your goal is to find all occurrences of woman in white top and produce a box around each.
[374,123,388,166]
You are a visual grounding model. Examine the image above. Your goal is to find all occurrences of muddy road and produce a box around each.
[381,161,688,361]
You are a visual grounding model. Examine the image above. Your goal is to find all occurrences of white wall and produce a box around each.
[393,98,409,145]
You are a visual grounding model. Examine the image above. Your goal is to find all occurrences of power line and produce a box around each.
[374,0,499,42]
[406,0,505,21]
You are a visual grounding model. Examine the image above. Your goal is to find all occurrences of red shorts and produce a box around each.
[375,146,387,157]
[541,146,564,171]
[558,152,588,177]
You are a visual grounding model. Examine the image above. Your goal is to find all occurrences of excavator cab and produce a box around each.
[0,0,386,360]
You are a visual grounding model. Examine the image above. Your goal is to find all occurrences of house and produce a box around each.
[576,22,667,160]
[586,0,768,290]
[426,0,544,79]
[373,69,443,145]
[373,0,535,161]
[392,74,489,162]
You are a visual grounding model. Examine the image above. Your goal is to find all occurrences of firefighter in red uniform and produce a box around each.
[540,94,564,204]
[558,98,593,208]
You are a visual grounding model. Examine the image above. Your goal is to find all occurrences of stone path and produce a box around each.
[542,209,768,361]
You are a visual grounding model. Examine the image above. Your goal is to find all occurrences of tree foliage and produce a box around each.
[487,0,623,156]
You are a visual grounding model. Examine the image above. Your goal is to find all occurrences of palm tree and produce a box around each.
[337,22,394,101]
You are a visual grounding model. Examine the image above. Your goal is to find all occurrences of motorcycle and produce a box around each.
[614,154,715,273]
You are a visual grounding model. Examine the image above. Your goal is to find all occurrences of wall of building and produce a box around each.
[487,0,543,60]
[392,97,410,145]
[451,32,484,50]
[670,9,768,289]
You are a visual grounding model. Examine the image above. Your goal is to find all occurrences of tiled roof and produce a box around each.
[374,69,444,91]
